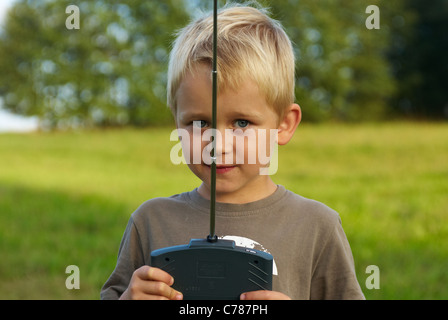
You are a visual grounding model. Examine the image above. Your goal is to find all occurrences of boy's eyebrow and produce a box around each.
[178,110,211,121]
[227,110,264,120]
[178,109,266,122]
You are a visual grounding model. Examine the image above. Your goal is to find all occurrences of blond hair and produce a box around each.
[167,2,295,120]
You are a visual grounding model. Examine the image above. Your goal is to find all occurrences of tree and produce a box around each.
[2,0,443,126]
[264,0,398,122]
[388,0,448,119]
[0,0,189,129]
[181,0,401,122]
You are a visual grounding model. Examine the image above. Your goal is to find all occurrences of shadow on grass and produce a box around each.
[0,183,131,299]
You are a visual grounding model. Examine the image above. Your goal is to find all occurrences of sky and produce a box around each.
[0,0,39,133]
[0,0,15,23]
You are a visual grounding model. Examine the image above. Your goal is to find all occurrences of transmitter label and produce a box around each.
[197,261,226,278]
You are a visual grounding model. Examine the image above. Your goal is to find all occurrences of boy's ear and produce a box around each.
[277,103,301,145]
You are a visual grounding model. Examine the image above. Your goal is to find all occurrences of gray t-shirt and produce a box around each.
[101,185,365,299]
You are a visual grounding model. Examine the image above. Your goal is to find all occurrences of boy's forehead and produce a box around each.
[175,67,212,106]
[174,63,283,124]
[176,77,277,125]
[179,62,262,97]
[177,69,262,105]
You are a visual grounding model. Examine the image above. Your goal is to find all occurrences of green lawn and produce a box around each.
[0,122,447,299]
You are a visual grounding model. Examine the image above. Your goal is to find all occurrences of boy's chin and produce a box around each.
[198,178,240,194]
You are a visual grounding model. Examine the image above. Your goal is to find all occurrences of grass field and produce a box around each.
[0,122,447,299]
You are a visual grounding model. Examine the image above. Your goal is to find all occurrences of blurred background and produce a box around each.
[0,0,447,299]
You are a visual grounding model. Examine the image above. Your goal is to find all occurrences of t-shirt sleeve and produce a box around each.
[100,216,145,300]
[310,217,365,300]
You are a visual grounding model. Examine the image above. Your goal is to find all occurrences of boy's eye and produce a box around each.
[192,120,208,128]
[234,119,249,128]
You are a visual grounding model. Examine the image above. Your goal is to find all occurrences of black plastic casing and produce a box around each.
[150,238,273,300]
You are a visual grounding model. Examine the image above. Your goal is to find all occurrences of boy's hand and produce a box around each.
[240,290,291,300]
[120,266,183,300]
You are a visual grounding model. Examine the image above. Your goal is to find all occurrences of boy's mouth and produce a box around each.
[205,164,236,174]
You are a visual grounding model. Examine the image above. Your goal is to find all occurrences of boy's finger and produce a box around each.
[240,290,291,300]
[240,290,269,300]
[136,266,174,285]
[142,281,183,300]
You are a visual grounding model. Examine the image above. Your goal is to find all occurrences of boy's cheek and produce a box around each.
[245,130,277,165]
[179,136,206,165]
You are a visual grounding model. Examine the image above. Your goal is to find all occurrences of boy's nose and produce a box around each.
[213,128,233,163]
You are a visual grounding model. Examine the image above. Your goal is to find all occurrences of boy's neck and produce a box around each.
[197,177,278,204]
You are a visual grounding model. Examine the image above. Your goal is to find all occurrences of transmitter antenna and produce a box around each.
[207,0,218,243]
[150,1,274,299]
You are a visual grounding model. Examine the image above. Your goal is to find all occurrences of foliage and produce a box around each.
[0,0,446,127]
[0,0,189,129]
[265,0,397,121]
[387,0,448,118]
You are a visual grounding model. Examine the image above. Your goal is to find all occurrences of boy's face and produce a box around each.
[175,63,286,203]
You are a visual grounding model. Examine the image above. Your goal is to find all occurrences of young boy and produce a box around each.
[101,3,364,300]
